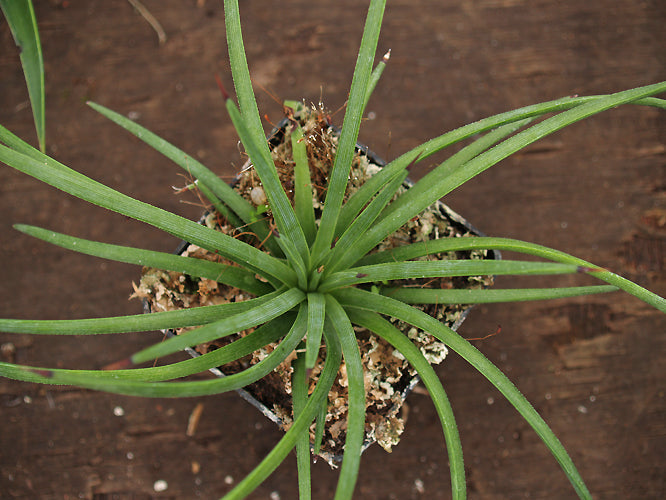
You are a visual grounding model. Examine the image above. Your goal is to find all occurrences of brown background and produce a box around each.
[1,1,664,498]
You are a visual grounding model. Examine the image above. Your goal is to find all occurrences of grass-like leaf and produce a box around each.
[0,315,292,384]
[360,236,666,311]
[324,170,407,275]
[6,306,307,398]
[346,308,465,500]
[334,287,592,499]
[292,124,317,244]
[336,118,532,246]
[131,288,305,364]
[305,293,326,369]
[1,0,45,151]
[0,290,282,335]
[357,83,666,263]
[223,94,310,274]
[310,0,387,264]
[324,297,366,500]
[222,321,343,500]
[292,342,312,500]
[0,135,294,288]
[15,224,272,296]
[319,260,582,292]
[383,285,618,304]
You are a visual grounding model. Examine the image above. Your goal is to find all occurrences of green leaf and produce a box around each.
[0,290,282,335]
[131,288,305,363]
[334,287,592,499]
[1,0,45,152]
[292,342,312,500]
[4,305,306,398]
[362,83,666,264]
[363,49,390,112]
[0,135,295,288]
[222,320,343,500]
[223,95,310,273]
[305,293,326,369]
[319,260,581,292]
[346,309,466,500]
[382,285,618,304]
[360,236,666,311]
[86,101,285,255]
[292,124,317,244]
[324,169,407,276]
[15,224,273,296]
[336,119,532,269]
[310,0,387,265]
[0,315,292,383]
[324,296,366,500]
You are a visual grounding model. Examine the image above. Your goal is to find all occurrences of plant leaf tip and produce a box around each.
[214,74,230,101]
[383,49,391,62]
[577,265,605,274]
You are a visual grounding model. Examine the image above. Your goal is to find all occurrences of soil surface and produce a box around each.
[1,1,664,499]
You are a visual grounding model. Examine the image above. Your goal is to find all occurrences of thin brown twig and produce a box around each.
[127,0,167,45]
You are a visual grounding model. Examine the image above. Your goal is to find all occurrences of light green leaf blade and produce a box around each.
[310,0,387,264]
[383,285,618,304]
[1,0,45,151]
[131,288,305,363]
[319,260,581,292]
[305,293,326,369]
[0,136,295,288]
[325,296,366,500]
[15,224,273,296]
[0,290,281,335]
[334,287,591,499]
[221,321,342,500]
[0,315,292,383]
[347,309,465,499]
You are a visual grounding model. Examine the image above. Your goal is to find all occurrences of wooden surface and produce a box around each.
[1,1,664,498]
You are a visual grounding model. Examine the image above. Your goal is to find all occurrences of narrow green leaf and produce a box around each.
[346,309,466,500]
[292,342,312,500]
[362,83,666,266]
[324,297,366,500]
[363,49,390,112]
[0,315,292,383]
[1,0,45,151]
[350,95,666,204]
[310,0,387,264]
[334,288,592,499]
[222,321,342,500]
[0,289,282,335]
[15,224,272,296]
[335,149,418,239]
[131,288,305,363]
[0,139,295,288]
[305,293,326,369]
[336,119,532,269]
[324,169,407,276]
[360,236,666,312]
[292,124,317,244]
[87,103,253,227]
[319,260,580,293]
[383,285,618,304]
[224,96,310,270]
[5,305,307,398]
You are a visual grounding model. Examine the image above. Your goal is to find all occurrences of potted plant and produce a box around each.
[1,0,664,498]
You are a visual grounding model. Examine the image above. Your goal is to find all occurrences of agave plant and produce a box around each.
[1,0,665,498]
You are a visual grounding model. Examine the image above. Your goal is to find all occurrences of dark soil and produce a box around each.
[1,1,664,499]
